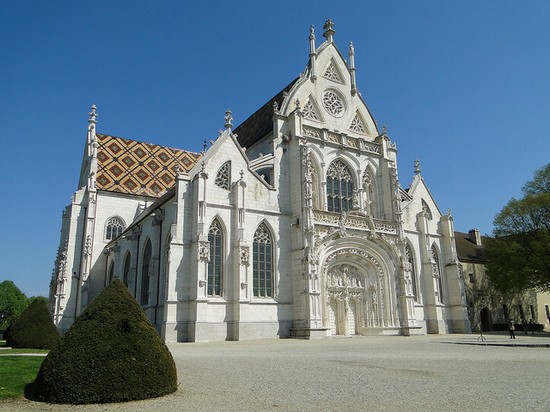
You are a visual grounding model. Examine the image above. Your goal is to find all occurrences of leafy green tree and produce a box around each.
[31,279,177,404]
[485,163,550,292]
[5,299,60,349]
[0,281,28,329]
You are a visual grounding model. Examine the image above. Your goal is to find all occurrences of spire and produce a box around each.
[414,159,421,175]
[349,42,357,96]
[323,19,335,43]
[224,109,233,130]
[309,25,317,82]
[88,104,98,124]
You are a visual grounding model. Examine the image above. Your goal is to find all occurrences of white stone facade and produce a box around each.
[51,21,471,341]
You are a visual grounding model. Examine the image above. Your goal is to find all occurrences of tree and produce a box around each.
[485,163,550,292]
[0,280,28,329]
[31,279,177,404]
[5,299,60,349]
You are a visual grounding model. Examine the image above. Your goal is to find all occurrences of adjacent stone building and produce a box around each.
[51,20,471,341]
[455,229,537,332]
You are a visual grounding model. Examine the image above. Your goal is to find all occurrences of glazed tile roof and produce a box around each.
[96,133,201,197]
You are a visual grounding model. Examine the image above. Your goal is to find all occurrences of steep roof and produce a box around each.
[454,231,486,264]
[234,77,300,150]
[95,133,201,197]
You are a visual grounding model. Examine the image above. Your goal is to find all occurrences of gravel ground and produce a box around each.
[2,334,550,411]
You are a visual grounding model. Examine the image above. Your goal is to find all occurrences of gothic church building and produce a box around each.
[51,21,471,341]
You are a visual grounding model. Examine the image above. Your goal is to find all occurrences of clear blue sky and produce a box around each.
[1,1,549,298]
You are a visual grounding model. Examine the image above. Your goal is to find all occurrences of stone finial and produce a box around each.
[382,124,387,134]
[414,159,421,175]
[309,25,315,40]
[323,19,335,42]
[88,104,98,124]
[349,41,355,58]
[224,109,233,130]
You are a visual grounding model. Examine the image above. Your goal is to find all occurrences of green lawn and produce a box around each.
[0,356,44,400]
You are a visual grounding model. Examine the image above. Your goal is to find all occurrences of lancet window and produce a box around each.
[253,223,273,298]
[123,252,131,287]
[431,246,443,303]
[105,216,125,240]
[208,219,223,297]
[215,161,231,190]
[140,240,152,305]
[326,160,354,213]
[405,245,418,301]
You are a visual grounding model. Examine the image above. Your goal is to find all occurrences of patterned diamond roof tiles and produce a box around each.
[96,133,201,197]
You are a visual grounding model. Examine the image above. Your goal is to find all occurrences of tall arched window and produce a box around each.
[108,261,114,283]
[253,223,273,298]
[431,245,443,303]
[141,240,152,305]
[405,244,418,302]
[123,252,131,287]
[326,160,354,213]
[105,216,125,240]
[208,219,223,296]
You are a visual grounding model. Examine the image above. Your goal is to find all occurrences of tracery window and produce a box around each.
[215,161,231,190]
[405,245,418,302]
[322,90,344,117]
[326,160,354,213]
[123,252,131,287]
[140,240,152,305]
[302,99,319,120]
[208,219,223,297]
[422,200,433,220]
[253,223,273,298]
[323,61,342,82]
[105,216,125,240]
[349,113,366,134]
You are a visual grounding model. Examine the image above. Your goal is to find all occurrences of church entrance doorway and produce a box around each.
[325,262,388,336]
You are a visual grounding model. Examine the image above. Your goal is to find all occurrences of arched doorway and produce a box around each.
[480,307,491,332]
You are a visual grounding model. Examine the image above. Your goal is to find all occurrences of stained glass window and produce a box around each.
[253,223,273,298]
[208,219,223,296]
[326,160,354,213]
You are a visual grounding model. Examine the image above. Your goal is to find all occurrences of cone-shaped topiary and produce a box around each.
[6,299,60,349]
[31,279,177,404]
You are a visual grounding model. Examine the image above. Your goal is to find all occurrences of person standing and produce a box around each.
[508,319,516,339]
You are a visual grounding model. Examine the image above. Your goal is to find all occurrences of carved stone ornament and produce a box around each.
[323,248,384,278]
[198,241,210,262]
[240,247,250,266]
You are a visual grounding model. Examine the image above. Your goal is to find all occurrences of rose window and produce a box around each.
[322,90,344,117]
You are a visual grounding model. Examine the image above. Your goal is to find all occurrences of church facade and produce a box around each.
[50,20,471,341]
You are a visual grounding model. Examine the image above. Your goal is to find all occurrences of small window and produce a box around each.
[469,273,474,283]
[105,216,125,240]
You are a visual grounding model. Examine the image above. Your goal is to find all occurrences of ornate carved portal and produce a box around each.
[325,262,390,335]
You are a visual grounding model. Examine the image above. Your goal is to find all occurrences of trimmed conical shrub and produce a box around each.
[31,279,177,404]
[6,299,60,349]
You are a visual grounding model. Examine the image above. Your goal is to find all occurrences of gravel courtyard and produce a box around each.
[2,334,549,411]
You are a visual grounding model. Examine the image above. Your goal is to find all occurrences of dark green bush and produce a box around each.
[30,279,177,404]
[6,299,60,349]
